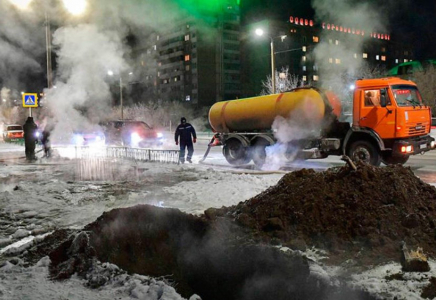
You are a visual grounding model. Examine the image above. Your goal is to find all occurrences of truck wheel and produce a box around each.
[251,142,268,168]
[381,152,409,165]
[348,140,381,166]
[223,139,251,165]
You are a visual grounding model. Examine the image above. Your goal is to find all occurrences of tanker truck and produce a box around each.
[203,77,435,167]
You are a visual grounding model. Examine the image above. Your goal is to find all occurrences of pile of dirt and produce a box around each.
[208,162,436,267]
[45,205,376,300]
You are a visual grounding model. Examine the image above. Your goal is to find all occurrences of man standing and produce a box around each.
[175,117,196,164]
[23,117,38,161]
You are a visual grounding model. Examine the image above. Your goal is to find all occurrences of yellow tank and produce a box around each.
[209,88,342,133]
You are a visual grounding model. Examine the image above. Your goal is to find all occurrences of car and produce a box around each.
[72,130,106,146]
[2,124,24,142]
[101,120,164,147]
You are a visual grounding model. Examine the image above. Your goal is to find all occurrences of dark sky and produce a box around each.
[241,0,436,60]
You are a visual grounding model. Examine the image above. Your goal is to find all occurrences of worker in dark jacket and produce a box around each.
[23,117,38,161]
[41,128,51,158]
[174,117,196,163]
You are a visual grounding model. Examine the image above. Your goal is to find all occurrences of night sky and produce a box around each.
[241,0,436,60]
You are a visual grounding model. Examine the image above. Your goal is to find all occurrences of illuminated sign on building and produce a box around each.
[289,15,390,40]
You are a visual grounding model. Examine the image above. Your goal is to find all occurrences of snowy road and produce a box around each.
[1,141,436,299]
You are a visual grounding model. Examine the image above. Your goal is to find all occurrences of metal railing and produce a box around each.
[74,146,180,164]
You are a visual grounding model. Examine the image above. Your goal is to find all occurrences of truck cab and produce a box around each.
[347,77,434,165]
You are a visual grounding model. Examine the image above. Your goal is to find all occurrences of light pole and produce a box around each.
[9,0,87,90]
[108,71,133,120]
[255,28,286,94]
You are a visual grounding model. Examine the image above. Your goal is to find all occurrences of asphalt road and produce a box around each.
[193,137,436,182]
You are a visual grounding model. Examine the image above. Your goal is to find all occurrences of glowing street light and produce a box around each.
[8,0,87,90]
[61,0,87,16]
[255,28,281,94]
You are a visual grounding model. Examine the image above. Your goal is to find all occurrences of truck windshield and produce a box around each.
[391,85,423,107]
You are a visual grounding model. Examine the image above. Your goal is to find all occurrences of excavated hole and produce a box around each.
[47,205,376,300]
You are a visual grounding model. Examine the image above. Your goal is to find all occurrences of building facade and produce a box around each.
[150,1,241,108]
[242,15,414,97]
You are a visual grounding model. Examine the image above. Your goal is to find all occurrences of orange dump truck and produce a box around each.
[205,77,435,167]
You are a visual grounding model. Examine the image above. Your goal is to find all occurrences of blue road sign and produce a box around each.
[22,93,38,108]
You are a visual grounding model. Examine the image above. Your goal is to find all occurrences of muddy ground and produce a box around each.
[17,163,436,299]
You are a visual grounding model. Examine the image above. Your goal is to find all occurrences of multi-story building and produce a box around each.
[242,16,414,97]
[143,0,242,108]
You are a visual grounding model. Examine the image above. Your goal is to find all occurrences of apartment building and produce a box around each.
[152,0,241,107]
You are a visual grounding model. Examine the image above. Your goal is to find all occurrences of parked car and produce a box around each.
[100,120,164,147]
[2,124,24,142]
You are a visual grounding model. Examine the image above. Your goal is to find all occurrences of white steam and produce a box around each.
[311,0,388,81]
[45,24,127,140]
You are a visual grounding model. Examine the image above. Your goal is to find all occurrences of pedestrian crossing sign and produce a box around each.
[22,93,38,108]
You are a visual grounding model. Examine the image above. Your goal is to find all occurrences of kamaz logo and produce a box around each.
[415,126,423,130]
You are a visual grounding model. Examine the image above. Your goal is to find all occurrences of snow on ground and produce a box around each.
[0,142,436,299]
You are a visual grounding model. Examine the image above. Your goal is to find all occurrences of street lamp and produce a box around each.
[108,71,133,120]
[255,28,287,94]
[9,0,87,90]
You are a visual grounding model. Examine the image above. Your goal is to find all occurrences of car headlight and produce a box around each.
[157,132,163,138]
[131,132,142,144]
[73,134,85,145]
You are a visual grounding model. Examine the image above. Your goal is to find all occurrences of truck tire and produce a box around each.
[381,152,409,165]
[223,138,251,165]
[348,140,381,166]
[251,140,269,168]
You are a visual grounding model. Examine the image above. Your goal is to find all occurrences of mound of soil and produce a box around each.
[46,205,376,300]
[209,163,436,267]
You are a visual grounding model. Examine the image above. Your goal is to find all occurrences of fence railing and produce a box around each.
[73,146,180,164]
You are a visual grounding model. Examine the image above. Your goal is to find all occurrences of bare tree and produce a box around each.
[260,67,301,95]
[413,64,436,115]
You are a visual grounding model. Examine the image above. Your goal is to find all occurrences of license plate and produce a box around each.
[420,144,427,149]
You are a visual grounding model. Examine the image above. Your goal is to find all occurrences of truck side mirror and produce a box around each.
[380,89,387,107]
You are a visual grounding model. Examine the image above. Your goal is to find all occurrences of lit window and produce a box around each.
[186,65,190,71]
[313,65,317,71]
[313,36,319,43]
[302,46,307,52]
[329,58,333,63]
[376,55,380,60]
[302,66,306,71]
[381,56,386,61]
[335,58,341,64]
[156,35,160,41]
[335,40,339,45]
[303,75,307,81]
[157,72,160,77]
[186,95,191,101]
[153,45,157,50]
[174,77,178,82]
[185,34,190,41]
[185,55,190,61]
[302,56,306,62]
[354,53,357,58]
[363,53,368,59]
[313,75,319,81]
[404,59,409,62]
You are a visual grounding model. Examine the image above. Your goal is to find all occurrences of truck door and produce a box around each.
[358,88,396,138]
